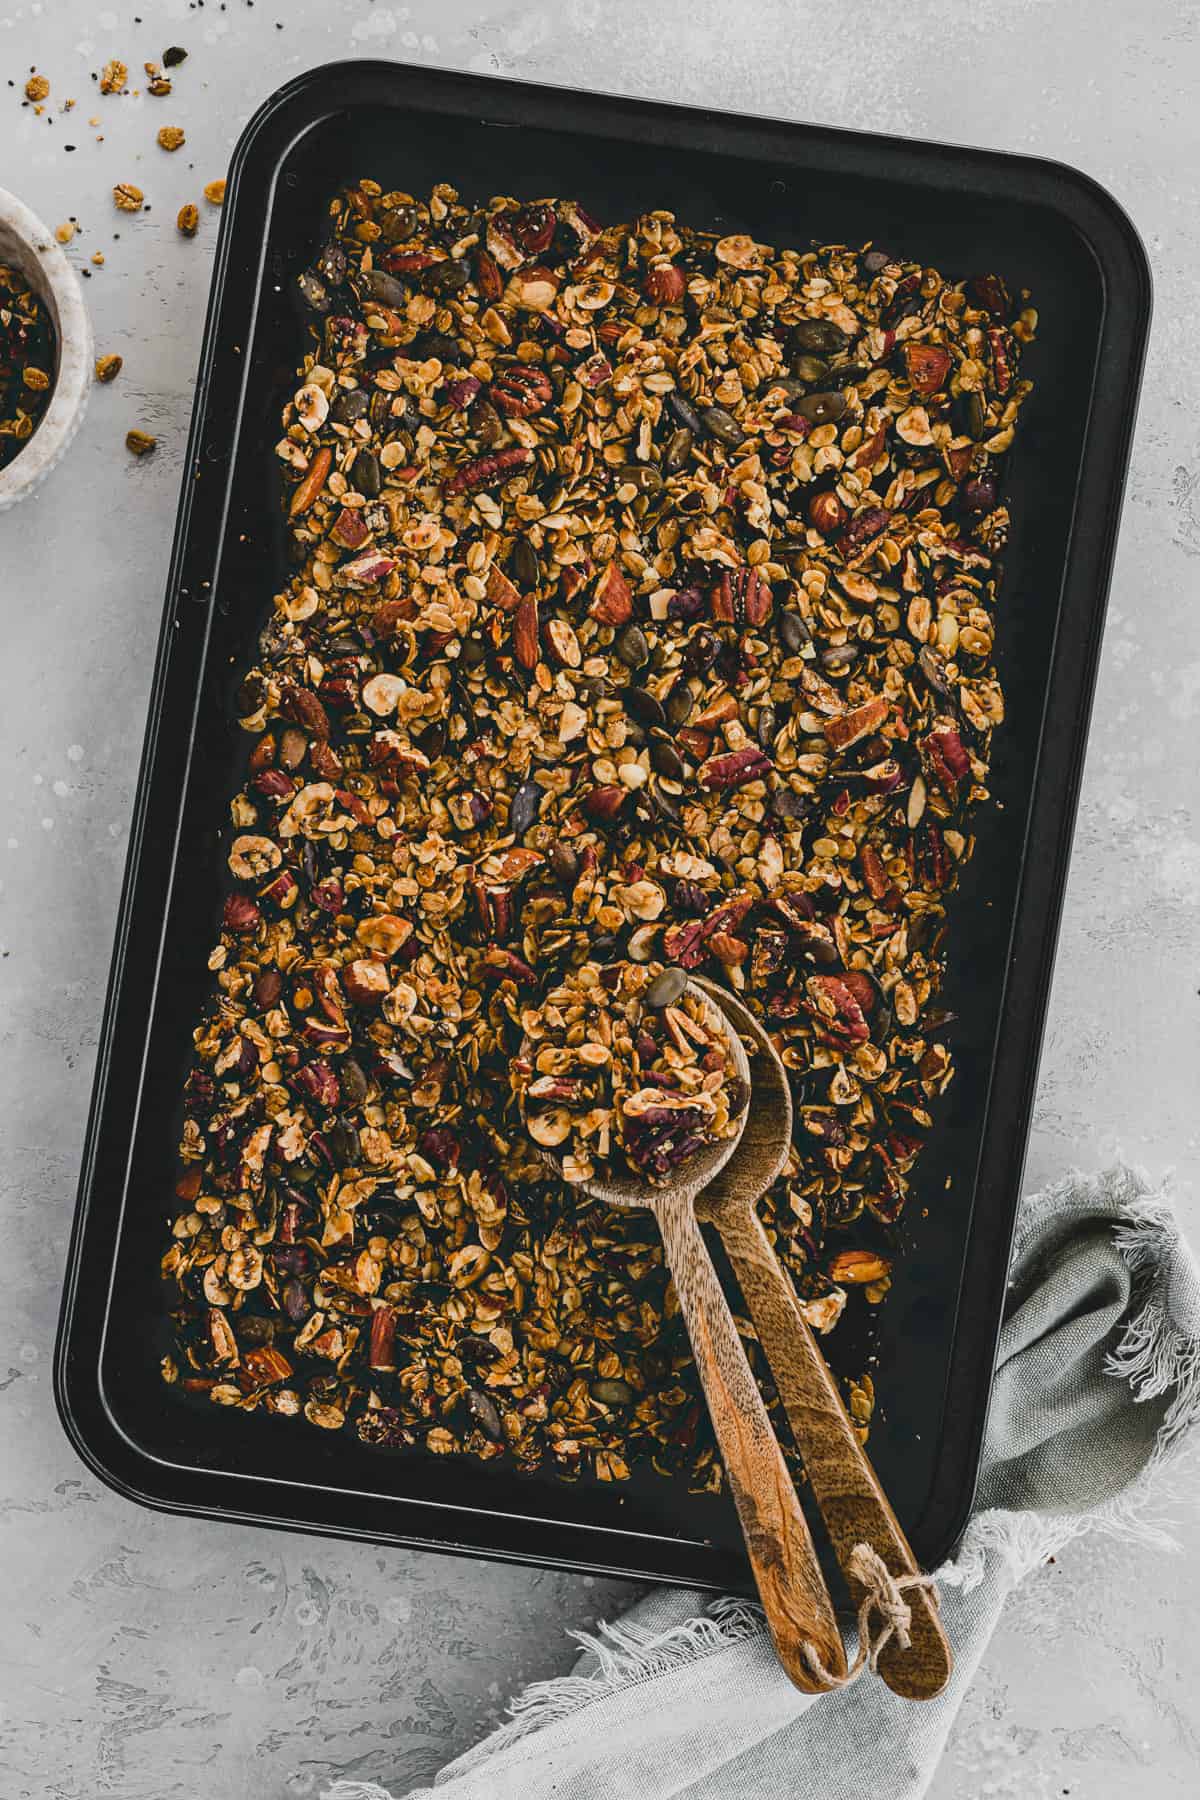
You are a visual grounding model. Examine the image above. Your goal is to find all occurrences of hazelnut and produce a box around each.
[808,490,847,534]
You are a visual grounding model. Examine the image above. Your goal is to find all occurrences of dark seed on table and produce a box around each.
[622,683,665,728]
[615,624,650,669]
[663,427,694,474]
[548,841,579,884]
[790,317,848,354]
[793,389,848,425]
[591,1379,635,1405]
[330,387,369,426]
[665,683,695,728]
[650,737,685,780]
[700,405,744,447]
[509,779,542,836]
[510,536,540,587]
[779,610,812,654]
[646,966,687,1008]
[297,270,330,312]
[352,449,381,497]
[465,1388,504,1442]
[665,390,703,435]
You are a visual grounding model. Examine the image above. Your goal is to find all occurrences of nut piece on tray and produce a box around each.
[160,178,1036,1486]
[515,960,746,1186]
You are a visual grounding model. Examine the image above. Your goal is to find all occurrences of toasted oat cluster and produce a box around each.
[160,178,1034,1487]
[514,961,745,1187]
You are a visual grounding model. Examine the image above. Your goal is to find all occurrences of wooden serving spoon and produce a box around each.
[690,975,953,1702]
[528,980,848,1693]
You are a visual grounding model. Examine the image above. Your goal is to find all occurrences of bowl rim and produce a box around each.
[0,184,92,507]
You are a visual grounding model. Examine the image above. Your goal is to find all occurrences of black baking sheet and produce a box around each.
[55,59,1150,1590]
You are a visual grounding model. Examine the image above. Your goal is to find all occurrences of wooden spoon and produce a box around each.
[528,979,848,1692]
[690,975,953,1702]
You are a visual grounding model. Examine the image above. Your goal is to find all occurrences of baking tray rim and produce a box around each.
[54,57,1152,1588]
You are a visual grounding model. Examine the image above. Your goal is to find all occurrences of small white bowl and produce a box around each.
[0,185,92,511]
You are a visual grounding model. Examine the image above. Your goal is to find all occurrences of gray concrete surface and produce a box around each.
[1,2,1197,1796]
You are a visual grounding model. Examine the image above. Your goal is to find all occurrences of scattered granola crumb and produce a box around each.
[63,98,76,112]
[94,354,123,384]
[54,221,77,245]
[99,59,127,96]
[203,179,226,207]
[91,252,105,267]
[147,76,172,98]
[113,183,144,213]
[157,125,185,152]
[176,202,199,239]
[24,73,49,103]
[125,429,156,457]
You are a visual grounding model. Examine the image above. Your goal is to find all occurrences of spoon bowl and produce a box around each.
[562,979,751,1210]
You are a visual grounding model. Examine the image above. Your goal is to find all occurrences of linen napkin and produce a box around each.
[324,1165,1200,1800]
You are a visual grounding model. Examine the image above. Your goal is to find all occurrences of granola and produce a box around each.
[160,180,1035,1487]
[0,264,55,471]
[514,960,744,1186]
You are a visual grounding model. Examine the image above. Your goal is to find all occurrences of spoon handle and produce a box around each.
[712,1199,952,1700]
[654,1193,847,1692]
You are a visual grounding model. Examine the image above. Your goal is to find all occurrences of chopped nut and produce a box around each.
[99,58,128,95]
[113,182,144,213]
[25,74,50,102]
[204,178,227,206]
[125,429,157,457]
[176,202,200,239]
[157,126,186,152]
[94,354,123,384]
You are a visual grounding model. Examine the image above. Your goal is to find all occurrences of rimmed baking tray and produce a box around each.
[54,59,1150,1591]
